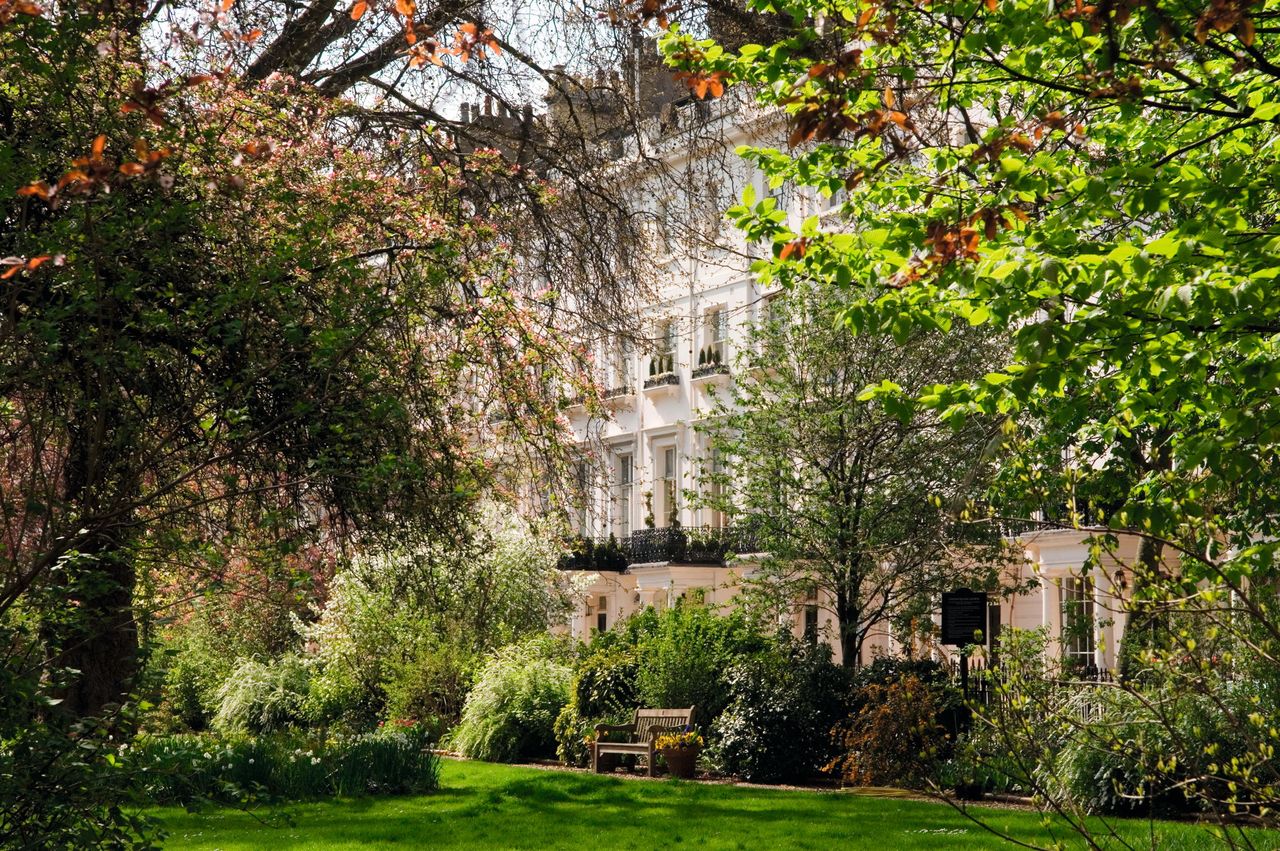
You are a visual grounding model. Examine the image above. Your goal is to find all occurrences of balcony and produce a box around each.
[558,526,760,570]
[692,346,729,388]
[644,354,679,395]
[603,385,634,409]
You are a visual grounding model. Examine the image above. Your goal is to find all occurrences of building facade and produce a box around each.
[544,62,1135,672]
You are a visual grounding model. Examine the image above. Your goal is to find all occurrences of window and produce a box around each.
[765,293,786,327]
[615,453,633,538]
[596,596,609,633]
[658,198,676,254]
[822,184,847,213]
[574,459,592,535]
[804,606,819,643]
[1062,576,1095,669]
[801,584,819,643]
[658,446,678,528]
[652,320,678,376]
[703,308,729,365]
[705,447,728,529]
[611,338,632,390]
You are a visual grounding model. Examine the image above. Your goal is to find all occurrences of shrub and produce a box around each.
[211,656,310,734]
[132,724,439,804]
[448,636,572,762]
[554,647,638,766]
[828,674,951,788]
[0,627,158,848]
[1049,687,1187,816]
[938,729,1034,799]
[382,638,476,733]
[633,605,767,724]
[711,641,849,783]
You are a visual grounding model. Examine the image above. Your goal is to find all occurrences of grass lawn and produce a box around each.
[152,759,1264,849]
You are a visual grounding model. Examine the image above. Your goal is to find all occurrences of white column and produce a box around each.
[1092,570,1108,670]
[1042,570,1062,665]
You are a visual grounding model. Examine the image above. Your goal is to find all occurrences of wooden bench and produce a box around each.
[591,706,696,776]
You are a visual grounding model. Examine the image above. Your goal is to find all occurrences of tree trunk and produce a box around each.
[49,538,138,718]
[834,587,861,669]
[44,396,140,719]
[1117,536,1165,681]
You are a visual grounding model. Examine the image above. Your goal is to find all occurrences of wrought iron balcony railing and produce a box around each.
[557,526,760,570]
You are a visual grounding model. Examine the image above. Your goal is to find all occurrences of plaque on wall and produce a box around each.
[941,588,988,646]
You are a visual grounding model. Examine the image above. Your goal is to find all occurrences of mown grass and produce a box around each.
[152,758,1271,849]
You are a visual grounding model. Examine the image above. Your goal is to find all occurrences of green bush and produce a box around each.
[132,724,439,804]
[1,622,158,848]
[554,648,638,766]
[938,729,1034,799]
[633,605,767,724]
[1049,687,1186,816]
[710,640,849,783]
[448,636,572,762]
[383,638,476,732]
[212,656,311,735]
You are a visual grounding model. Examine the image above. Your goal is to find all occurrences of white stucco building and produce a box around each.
[536,55,1134,673]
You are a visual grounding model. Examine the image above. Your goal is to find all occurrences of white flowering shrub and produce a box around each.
[211,656,311,734]
[448,636,573,762]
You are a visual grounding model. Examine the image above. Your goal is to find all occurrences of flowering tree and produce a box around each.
[0,5,596,717]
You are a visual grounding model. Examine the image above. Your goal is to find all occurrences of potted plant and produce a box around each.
[655,728,703,779]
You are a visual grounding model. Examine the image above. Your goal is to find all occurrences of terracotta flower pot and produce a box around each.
[659,746,700,779]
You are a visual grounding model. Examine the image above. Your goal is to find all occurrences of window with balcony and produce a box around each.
[1062,575,1095,670]
[647,320,678,383]
[704,447,728,529]
[696,308,730,378]
[608,338,633,395]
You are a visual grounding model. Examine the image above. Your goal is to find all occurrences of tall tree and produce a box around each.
[699,282,1011,666]
[660,0,1280,834]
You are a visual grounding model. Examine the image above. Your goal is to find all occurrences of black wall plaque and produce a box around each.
[941,588,988,646]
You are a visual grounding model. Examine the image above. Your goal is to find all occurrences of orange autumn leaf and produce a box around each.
[351,0,367,19]
[91,134,107,160]
[18,181,52,200]
[779,238,809,260]
[394,0,413,18]
[452,21,500,62]
[0,0,44,22]
[1,255,60,279]
[883,87,895,108]
[984,0,997,11]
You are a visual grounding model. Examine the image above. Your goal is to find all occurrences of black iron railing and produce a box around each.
[558,526,760,570]
[643,372,679,390]
[691,362,730,380]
